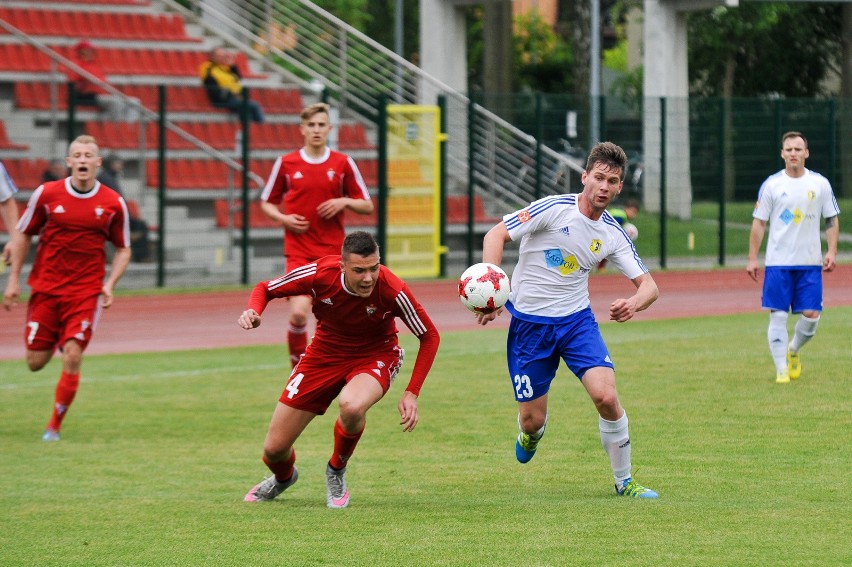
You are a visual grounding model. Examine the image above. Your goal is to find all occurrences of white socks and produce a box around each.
[599,413,631,486]
[768,311,820,372]
[767,311,789,373]
[789,315,819,354]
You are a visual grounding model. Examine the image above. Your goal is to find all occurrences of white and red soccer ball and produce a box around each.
[458,262,511,314]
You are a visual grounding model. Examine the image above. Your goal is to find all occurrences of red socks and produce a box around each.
[287,324,308,367]
[329,418,364,470]
[263,449,296,483]
[46,371,80,432]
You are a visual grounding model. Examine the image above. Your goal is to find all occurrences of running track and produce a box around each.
[2,265,851,360]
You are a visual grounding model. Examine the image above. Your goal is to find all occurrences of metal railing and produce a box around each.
[170,0,584,210]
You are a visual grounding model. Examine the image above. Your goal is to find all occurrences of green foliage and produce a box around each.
[513,13,573,93]
[688,4,842,97]
[2,310,851,565]
[314,0,373,31]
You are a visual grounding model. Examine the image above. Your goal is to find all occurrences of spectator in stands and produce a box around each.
[41,159,68,183]
[69,40,140,122]
[0,160,20,266]
[97,155,150,263]
[259,102,373,367]
[199,47,265,123]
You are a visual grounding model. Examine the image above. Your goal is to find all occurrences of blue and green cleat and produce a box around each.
[515,432,542,464]
[616,477,659,499]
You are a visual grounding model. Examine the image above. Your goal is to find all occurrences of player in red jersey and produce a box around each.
[238,231,440,508]
[3,135,131,442]
[259,102,374,367]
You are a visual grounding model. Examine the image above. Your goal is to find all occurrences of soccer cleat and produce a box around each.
[515,431,542,464]
[787,351,801,380]
[243,468,298,502]
[325,464,350,509]
[775,371,790,384]
[616,477,659,499]
[41,429,60,442]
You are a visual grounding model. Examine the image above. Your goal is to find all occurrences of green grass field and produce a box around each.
[2,309,851,566]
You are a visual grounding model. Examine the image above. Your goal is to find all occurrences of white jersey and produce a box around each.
[753,168,840,267]
[0,161,18,202]
[503,194,648,319]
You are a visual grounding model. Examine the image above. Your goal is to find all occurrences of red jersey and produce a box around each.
[17,178,130,297]
[248,256,440,396]
[259,147,371,260]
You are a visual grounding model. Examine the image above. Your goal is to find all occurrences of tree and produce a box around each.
[687,3,842,98]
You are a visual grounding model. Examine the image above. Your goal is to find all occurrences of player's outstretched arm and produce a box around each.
[823,216,839,272]
[610,272,659,322]
[101,247,131,308]
[747,219,767,281]
[238,309,262,330]
[398,391,419,432]
[3,232,30,311]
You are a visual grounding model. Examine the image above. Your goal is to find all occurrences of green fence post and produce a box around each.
[659,97,667,270]
[466,94,477,268]
[377,95,388,260]
[66,82,77,142]
[240,88,251,285]
[156,85,167,287]
[718,97,726,267]
[535,92,542,201]
[438,94,448,278]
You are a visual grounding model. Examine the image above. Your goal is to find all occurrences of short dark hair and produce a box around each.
[585,141,628,180]
[342,231,378,259]
[781,131,807,148]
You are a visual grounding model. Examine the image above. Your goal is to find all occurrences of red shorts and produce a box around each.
[25,292,102,352]
[280,345,405,414]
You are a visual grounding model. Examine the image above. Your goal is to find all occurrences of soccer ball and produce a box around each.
[458,262,511,314]
[624,222,639,241]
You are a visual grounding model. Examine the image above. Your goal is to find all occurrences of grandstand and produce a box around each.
[0,0,381,283]
[0,0,511,286]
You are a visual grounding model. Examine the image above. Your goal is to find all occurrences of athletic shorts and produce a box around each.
[25,292,102,352]
[506,306,613,402]
[279,345,405,414]
[762,266,822,313]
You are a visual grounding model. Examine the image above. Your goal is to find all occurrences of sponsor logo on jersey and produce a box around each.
[327,169,336,181]
[560,226,570,236]
[95,206,104,218]
[320,298,333,305]
[543,249,564,268]
[294,171,304,179]
[779,209,794,224]
[517,210,531,223]
[792,208,804,224]
[589,239,603,253]
[807,190,815,200]
[54,205,66,214]
[366,304,376,315]
[558,254,580,276]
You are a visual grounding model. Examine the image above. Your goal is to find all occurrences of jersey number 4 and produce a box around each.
[285,373,304,399]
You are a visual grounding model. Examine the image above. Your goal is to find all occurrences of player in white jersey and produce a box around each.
[0,160,20,266]
[477,141,660,498]
[747,131,840,384]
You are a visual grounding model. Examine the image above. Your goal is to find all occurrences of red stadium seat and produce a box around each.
[0,121,30,150]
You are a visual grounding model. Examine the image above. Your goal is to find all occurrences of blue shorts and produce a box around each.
[762,266,823,313]
[506,306,613,402]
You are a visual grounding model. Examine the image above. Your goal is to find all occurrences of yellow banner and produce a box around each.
[385,105,444,278]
